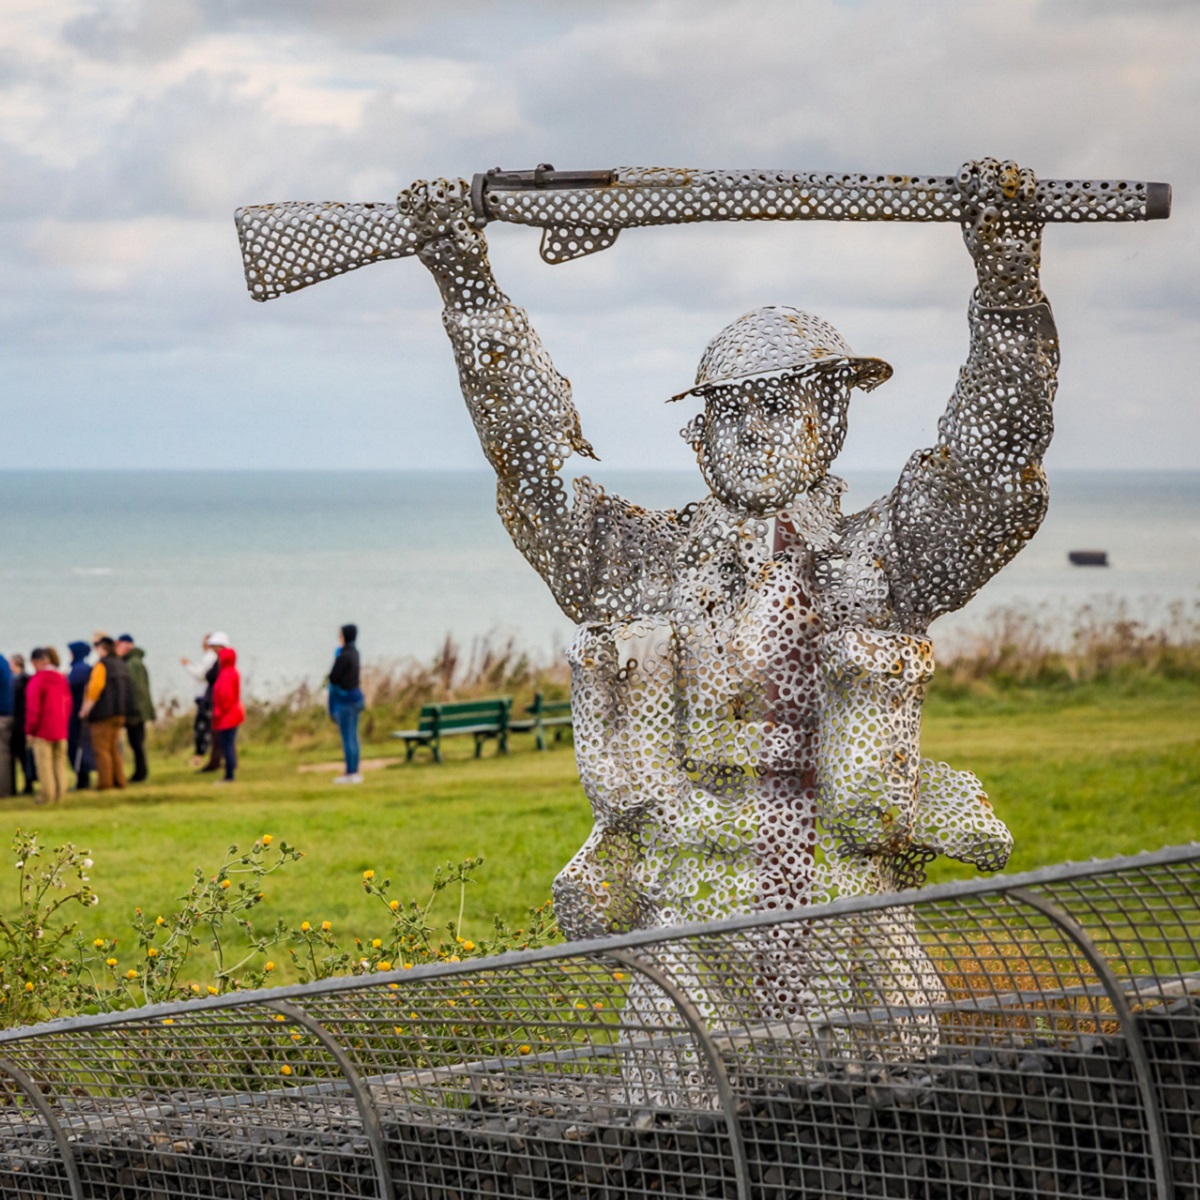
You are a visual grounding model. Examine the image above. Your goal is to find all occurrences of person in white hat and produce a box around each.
[182,632,229,772]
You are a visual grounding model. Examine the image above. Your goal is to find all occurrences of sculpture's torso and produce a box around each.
[553,483,943,939]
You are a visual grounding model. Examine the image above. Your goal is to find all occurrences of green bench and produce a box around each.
[392,698,512,763]
[509,691,573,751]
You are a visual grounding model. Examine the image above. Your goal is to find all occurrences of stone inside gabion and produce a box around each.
[358,162,1054,1021]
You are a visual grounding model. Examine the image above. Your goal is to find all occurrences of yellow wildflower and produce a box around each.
[105,957,118,967]
[389,900,400,912]
[448,955,460,963]
[462,940,475,951]
[279,1064,292,1076]
[219,879,231,890]
[300,921,311,933]
[261,835,272,846]
[155,916,165,927]
[92,937,105,948]
[23,982,34,993]
[264,962,275,973]
[376,961,392,972]
[125,970,137,980]
[371,939,382,949]
[147,948,158,958]
[321,921,332,932]
[362,869,375,881]
[162,1018,175,1025]
[207,986,218,996]
[612,971,626,982]
[518,1044,532,1055]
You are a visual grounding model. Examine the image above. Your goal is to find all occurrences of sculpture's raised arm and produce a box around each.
[884,159,1060,628]
[405,178,609,620]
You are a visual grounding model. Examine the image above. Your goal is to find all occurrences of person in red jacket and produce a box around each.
[25,648,73,803]
[211,646,245,784]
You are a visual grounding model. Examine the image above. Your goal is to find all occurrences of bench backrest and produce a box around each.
[419,698,512,734]
[526,692,572,718]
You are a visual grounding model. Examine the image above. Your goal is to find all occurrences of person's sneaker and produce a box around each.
[348,773,364,784]
[215,778,235,785]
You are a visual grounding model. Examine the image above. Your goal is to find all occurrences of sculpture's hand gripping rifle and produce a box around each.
[235,165,1171,302]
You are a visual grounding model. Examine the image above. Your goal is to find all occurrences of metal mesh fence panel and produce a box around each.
[1,844,1196,1199]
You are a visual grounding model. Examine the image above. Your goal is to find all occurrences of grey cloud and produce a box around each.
[63,1,206,63]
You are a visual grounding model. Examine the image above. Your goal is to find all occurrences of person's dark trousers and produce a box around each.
[14,735,34,795]
[72,724,92,789]
[126,719,149,782]
[200,700,223,772]
[193,698,211,757]
[335,706,361,775]
[217,728,238,781]
[0,716,12,797]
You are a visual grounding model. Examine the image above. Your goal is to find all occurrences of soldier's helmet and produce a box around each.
[671,306,892,401]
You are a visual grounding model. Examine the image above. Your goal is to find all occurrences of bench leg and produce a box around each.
[474,733,484,759]
[405,740,416,763]
[432,736,442,765]
[535,723,546,752]
[499,730,508,756]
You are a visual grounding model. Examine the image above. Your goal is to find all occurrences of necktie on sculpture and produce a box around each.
[236,160,1169,1027]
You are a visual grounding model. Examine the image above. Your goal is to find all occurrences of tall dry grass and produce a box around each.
[931,597,1200,696]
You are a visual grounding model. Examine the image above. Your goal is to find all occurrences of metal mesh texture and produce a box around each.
[1,845,1197,1200]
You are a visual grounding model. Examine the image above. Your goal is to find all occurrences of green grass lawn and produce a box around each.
[2,679,1197,985]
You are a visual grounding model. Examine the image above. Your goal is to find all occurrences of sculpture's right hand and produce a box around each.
[398,177,487,263]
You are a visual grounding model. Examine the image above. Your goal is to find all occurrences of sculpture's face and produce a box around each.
[691,372,853,514]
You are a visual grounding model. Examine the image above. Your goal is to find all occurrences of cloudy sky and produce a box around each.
[2,0,1196,475]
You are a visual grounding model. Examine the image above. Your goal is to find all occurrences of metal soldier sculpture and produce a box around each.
[237,161,1168,1021]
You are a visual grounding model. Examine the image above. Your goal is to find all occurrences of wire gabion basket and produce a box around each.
[0,844,1197,1200]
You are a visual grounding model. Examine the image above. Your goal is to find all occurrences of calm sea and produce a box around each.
[2,470,1197,703]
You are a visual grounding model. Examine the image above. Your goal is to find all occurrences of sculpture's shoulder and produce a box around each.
[568,475,702,623]
[571,474,701,537]
[780,476,901,631]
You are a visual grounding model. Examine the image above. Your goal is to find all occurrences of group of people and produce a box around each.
[179,632,246,783]
[1,623,360,798]
[0,633,155,800]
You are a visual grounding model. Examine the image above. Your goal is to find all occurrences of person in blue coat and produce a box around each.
[66,641,95,790]
[328,624,364,785]
[0,654,13,797]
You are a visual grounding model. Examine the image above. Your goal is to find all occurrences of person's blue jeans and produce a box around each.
[334,705,360,775]
[218,728,238,780]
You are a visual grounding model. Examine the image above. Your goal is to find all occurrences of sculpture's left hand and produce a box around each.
[958,158,1044,307]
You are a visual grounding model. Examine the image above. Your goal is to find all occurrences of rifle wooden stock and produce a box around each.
[236,167,1171,301]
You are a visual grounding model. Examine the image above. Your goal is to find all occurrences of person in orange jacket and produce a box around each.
[210,646,245,784]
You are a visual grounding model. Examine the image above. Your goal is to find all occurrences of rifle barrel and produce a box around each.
[235,167,1171,300]
[474,167,1171,262]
